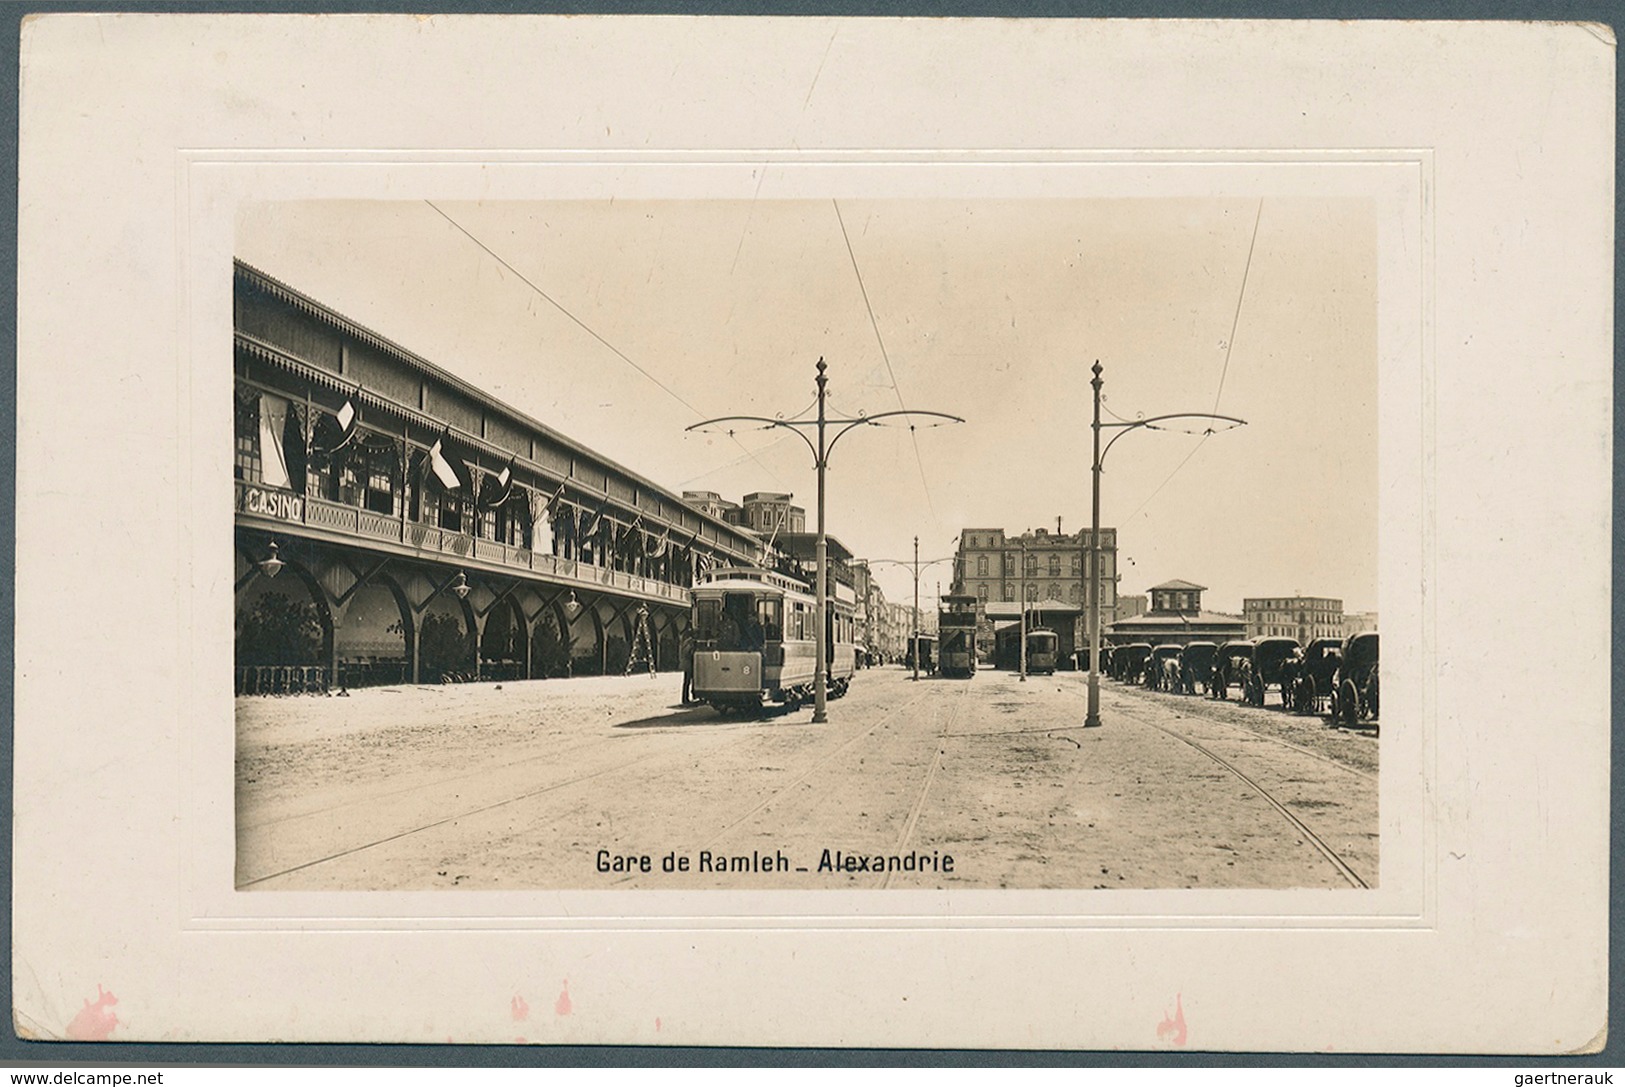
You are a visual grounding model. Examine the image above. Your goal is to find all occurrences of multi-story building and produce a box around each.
[951,520,1118,658]
[1343,610,1379,637]
[1106,580,1247,647]
[680,491,743,525]
[1243,596,1345,643]
[680,490,805,539]
[233,260,763,692]
[740,492,805,537]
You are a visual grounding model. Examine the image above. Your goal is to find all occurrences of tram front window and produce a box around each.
[757,598,782,642]
[719,593,764,651]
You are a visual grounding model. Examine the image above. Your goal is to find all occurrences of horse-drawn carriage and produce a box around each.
[1111,643,1153,684]
[1211,638,1300,706]
[1286,637,1343,714]
[1144,644,1183,691]
[1177,641,1219,695]
[1328,632,1379,727]
[1209,642,1250,700]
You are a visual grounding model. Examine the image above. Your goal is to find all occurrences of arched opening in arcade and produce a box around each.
[653,611,680,673]
[235,564,331,695]
[600,600,631,675]
[479,598,529,682]
[418,594,475,683]
[335,580,410,689]
[564,598,602,676]
[531,605,570,679]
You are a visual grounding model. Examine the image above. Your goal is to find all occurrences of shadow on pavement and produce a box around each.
[613,702,806,729]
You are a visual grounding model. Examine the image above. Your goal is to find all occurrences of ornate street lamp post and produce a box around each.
[689,358,962,722]
[864,543,954,681]
[1085,360,1246,728]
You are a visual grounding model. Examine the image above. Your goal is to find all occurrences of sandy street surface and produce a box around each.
[236,667,1377,891]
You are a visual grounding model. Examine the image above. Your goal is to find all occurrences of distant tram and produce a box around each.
[689,566,857,714]
[937,593,980,678]
[994,623,1060,675]
[905,633,937,675]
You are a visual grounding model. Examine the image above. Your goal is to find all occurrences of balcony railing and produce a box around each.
[237,479,690,604]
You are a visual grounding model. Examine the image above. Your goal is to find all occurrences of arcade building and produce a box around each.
[233,260,765,693]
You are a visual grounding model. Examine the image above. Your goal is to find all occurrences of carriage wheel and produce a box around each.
[1339,680,1360,726]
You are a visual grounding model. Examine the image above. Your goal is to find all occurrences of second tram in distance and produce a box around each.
[689,566,858,714]
[937,593,980,678]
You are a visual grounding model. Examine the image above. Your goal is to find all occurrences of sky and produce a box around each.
[237,197,1377,615]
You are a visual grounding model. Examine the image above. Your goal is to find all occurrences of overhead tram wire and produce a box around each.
[423,200,787,488]
[1211,199,1264,418]
[1121,199,1265,522]
[832,199,941,524]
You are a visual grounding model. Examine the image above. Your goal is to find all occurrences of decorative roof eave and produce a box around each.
[234,259,745,543]
[235,332,758,560]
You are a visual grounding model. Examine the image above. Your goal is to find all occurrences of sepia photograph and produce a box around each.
[13,13,1610,1051]
[232,197,1378,894]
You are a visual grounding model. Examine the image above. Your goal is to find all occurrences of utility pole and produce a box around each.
[912,534,920,682]
[866,546,953,681]
[1020,538,1028,682]
[689,359,962,722]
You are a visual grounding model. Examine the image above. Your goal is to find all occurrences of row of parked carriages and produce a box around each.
[1100,633,1379,727]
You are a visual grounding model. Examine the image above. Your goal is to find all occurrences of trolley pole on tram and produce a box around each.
[688,359,963,722]
[1084,359,1247,728]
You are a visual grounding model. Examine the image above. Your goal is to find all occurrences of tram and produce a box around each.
[994,623,1059,674]
[905,633,937,675]
[689,566,858,714]
[937,593,980,678]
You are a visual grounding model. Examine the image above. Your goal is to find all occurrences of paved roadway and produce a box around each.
[236,665,1378,892]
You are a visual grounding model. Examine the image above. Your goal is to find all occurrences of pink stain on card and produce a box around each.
[655,1017,662,1032]
[65,986,119,1041]
[1156,994,1187,1046]
[510,995,529,1022]
[555,979,572,1017]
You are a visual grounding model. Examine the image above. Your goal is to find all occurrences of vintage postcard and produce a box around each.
[12,15,1612,1051]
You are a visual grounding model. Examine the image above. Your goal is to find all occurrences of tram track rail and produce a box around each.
[1095,681,1378,783]
[879,679,971,888]
[242,683,931,890]
[1110,699,1371,889]
[237,723,712,833]
[693,686,937,854]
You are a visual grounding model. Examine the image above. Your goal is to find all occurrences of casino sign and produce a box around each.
[239,484,304,523]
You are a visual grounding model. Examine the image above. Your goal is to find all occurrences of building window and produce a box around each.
[977,555,988,576]
[1072,554,1082,575]
[439,492,465,533]
[418,481,439,526]
[339,458,362,507]
[234,393,260,481]
[1025,553,1037,575]
[1049,554,1060,577]
[363,442,398,516]
[308,456,338,501]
